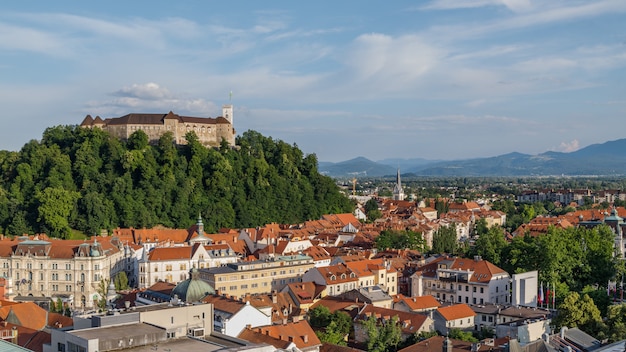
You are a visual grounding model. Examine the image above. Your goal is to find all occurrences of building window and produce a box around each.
[480,287,484,293]
[473,287,476,292]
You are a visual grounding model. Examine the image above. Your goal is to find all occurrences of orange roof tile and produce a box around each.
[437,304,475,321]
[400,295,441,310]
[245,320,321,349]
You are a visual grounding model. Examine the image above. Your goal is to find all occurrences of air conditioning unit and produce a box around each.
[187,328,204,337]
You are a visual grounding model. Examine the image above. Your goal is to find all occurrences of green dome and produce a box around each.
[171,268,215,303]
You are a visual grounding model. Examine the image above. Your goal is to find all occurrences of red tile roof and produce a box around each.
[398,295,441,310]
[437,304,475,321]
[242,320,321,350]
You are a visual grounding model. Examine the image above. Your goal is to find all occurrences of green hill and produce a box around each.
[0,126,354,238]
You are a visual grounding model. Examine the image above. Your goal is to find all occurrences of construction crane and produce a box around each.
[351,177,357,196]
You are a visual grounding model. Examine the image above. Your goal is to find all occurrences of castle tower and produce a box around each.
[222,104,233,125]
[393,168,405,201]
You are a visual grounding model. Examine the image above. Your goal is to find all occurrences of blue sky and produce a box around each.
[1,0,625,162]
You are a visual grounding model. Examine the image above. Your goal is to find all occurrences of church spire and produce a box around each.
[393,168,405,201]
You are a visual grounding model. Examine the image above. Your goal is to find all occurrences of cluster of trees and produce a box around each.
[308,305,352,346]
[556,293,626,342]
[0,126,354,238]
[372,219,621,305]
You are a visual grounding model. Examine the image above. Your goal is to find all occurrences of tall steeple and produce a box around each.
[189,213,212,245]
[393,168,405,201]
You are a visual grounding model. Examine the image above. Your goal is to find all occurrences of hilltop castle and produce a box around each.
[80,104,236,147]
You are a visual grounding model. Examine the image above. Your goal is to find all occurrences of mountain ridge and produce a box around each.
[319,138,626,177]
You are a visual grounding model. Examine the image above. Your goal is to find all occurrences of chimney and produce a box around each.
[293,316,300,323]
[302,334,309,343]
[272,292,278,304]
[246,324,251,330]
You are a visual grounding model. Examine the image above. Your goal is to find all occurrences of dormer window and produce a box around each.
[330,275,336,281]
[341,273,346,279]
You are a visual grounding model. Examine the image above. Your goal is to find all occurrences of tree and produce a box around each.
[127,130,149,150]
[431,224,458,254]
[376,230,426,251]
[470,226,507,267]
[95,279,109,312]
[364,314,402,352]
[605,304,626,343]
[114,271,130,291]
[554,292,604,336]
[316,320,347,346]
[449,328,478,342]
[308,305,332,328]
[36,187,80,238]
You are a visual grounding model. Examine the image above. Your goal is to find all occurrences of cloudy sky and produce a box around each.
[1,0,625,162]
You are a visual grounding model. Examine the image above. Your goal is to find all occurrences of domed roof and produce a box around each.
[171,268,215,303]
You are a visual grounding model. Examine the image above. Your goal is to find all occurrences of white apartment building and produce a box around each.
[138,243,239,289]
[411,256,511,306]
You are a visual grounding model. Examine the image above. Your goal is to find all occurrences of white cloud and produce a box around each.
[420,0,532,12]
[557,139,580,152]
[112,83,172,100]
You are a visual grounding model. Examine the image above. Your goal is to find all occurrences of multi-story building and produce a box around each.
[410,255,511,305]
[80,104,235,147]
[337,258,399,295]
[138,243,239,289]
[199,254,315,298]
[0,236,131,310]
[301,263,359,297]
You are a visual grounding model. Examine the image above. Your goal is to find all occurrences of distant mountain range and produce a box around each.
[319,138,626,177]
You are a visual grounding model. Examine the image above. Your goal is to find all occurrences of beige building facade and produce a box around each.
[80,104,236,147]
[0,236,130,311]
[199,254,315,298]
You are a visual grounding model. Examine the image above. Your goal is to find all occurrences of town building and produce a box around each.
[301,263,359,297]
[0,236,131,311]
[79,104,235,147]
[201,294,271,337]
[238,320,322,352]
[433,303,476,335]
[44,302,221,352]
[354,305,434,345]
[410,256,511,306]
[199,254,315,298]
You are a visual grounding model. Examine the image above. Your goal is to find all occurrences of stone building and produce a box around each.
[0,235,131,311]
[80,104,236,147]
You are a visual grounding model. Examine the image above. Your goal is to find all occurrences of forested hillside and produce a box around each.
[0,126,354,238]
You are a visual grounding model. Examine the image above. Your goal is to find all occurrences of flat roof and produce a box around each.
[69,322,163,340]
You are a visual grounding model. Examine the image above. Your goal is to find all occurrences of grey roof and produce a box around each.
[563,327,602,351]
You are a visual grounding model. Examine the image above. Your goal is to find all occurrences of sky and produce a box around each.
[1,1,625,163]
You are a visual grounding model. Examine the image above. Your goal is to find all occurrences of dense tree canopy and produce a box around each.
[0,126,354,236]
